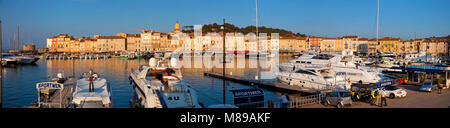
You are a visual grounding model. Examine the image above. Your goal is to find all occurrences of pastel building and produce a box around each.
[378,37,401,53]
[139,29,153,52]
[95,36,126,53]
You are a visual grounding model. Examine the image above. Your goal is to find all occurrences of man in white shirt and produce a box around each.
[380,90,387,107]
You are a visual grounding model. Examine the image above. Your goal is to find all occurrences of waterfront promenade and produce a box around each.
[303,84,450,108]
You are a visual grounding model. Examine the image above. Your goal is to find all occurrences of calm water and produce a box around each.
[2,56,293,108]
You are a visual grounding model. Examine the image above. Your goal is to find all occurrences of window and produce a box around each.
[340,92,351,97]
[329,92,339,97]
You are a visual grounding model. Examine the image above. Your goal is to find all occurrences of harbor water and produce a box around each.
[2,56,294,108]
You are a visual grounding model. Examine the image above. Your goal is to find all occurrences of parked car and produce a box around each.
[420,81,438,92]
[323,91,352,108]
[381,86,407,98]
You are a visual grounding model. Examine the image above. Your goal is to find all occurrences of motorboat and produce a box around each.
[72,71,112,108]
[258,52,268,59]
[377,57,398,68]
[129,57,202,108]
[135,52,144,59]
[120,52,128,58]
[1,54,18,66]
[50,73,67,84]
[381,52,396,58]
[354,57,376,66]
[248,51,258,59]
[280,52,383,84]
[2,54,39,65]
[277,67,351,90]
[128,52,136,59]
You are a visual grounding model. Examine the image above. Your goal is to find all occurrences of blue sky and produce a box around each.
[0,0,449,49]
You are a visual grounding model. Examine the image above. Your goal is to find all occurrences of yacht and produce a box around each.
[129,58,202,108]
[381,52,396,58]
[377,57,398,68]
[2,54,39,65]
[50,73,67,84]
[1,54,18,66]
[280,52,383,84]
[72,71,112,108]
[277,67,351,90]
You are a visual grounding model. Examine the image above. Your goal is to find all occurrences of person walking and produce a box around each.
[89,74,94,92]
[438,83,443,94]
[281,93,289,108]
[380,90,387,107]
[370,89,376,105]
[375,89,381,107]
[350,90,356,101]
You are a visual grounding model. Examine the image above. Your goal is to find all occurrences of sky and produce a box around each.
[0,0,449,49]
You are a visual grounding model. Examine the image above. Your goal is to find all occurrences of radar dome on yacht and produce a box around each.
[149,58,157,68]
[170,58,178,68]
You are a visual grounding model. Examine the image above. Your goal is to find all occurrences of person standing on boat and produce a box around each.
[89,74,94,92]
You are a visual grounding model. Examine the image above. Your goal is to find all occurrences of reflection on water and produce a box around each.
[2,56,294,108]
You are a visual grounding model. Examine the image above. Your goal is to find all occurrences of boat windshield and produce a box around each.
[312,54,334,60]
[295,69,316,75]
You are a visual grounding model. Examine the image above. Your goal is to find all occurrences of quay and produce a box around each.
[203,71,328,95]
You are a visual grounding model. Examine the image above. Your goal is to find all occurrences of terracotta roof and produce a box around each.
[97,36,125,39]
[379,37,401,41]
[280,36,297,39]
[342,36,358,38]
[127,34,141,37]
[359,38,369,41]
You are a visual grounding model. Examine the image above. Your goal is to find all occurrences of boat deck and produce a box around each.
[36,78,76,108]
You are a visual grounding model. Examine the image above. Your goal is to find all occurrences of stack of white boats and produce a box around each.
[129,57,202,108]
[72,71,113,108]
[278,50,384,91]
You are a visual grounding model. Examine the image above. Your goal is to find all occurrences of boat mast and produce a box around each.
[222,18,226,104]
[0,19,2,107]
[256,0,259,54]
[17,24,19,51]
[376,0,379,44]
[256,0,258,36]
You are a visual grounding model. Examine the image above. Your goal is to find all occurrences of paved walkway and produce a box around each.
[302,84,450,108]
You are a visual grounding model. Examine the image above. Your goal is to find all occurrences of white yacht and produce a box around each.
[129,58,202,108]
[1,54,18,65]
[280,52,383,84]
[72,71,112,108]
[277,67,351,90]
[2,54,39,65]
[377,57,398,68]
[381,52,396,58]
